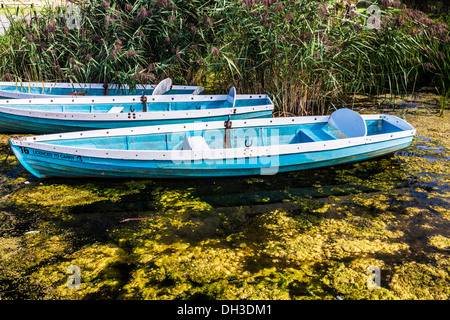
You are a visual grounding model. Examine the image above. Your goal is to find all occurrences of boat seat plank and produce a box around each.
[300,128,337,142]
[291,130,315,143]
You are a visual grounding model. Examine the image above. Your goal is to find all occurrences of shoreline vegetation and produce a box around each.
[0,0,448,116]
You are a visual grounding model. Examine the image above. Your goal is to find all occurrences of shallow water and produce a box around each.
[0,108,449,300]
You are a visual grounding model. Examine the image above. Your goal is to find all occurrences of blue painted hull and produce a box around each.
[10,136,413,179]
[0,87,198,97]
[0,110,273,134]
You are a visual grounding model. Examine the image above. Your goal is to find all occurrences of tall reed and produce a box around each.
[0,0,448,115]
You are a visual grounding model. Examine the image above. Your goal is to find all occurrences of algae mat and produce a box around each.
[0,111,449,300]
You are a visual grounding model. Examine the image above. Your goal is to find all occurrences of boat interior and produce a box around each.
[0,97,271,113]
[0,98,271,113]
[42,118,407,151]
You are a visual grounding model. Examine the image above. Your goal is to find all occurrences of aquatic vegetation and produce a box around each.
[0,110,449,300]
[18,182,147,207]
[429,235,450,250]
[151,187,212,214]
[320,258,397,300]
[390,262,450,299]
[29,244,129,299]
[10,185,110,211]
[0,236,20,261]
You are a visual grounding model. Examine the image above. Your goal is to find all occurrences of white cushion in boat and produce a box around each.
[107,107,124,113]
[327,108,367,138]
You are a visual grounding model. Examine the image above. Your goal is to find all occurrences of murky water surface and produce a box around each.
[0,105,448,300]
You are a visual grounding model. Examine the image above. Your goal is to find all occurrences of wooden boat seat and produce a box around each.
[107,107,124,113]
[300,129,336,142]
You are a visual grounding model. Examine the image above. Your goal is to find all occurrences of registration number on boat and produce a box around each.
[18,147,83,162]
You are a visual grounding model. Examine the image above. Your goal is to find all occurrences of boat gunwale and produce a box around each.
[0,82,205,99]
[0,93,270,105]
[0,103,273,121]
[0,92,274,121]
[0,81,203,91]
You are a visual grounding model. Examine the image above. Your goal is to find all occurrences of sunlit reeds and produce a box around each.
[0,0,448,115]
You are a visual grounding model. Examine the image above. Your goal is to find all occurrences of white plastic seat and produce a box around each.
[227,87,236,108]
[327,108,367,138]
[152,78,172,95]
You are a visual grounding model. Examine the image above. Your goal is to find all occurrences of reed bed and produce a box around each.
[0,0,448,115]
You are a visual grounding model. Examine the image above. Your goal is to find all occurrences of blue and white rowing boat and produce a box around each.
[0,87,273,134]
[0,78,203,99]
[9,108,416,179]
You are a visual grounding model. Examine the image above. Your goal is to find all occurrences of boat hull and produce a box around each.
[10,136,414,179]
[0,81,203,98]
[0,109,273,134]
[0,90,274,134]
[9,111,416,179]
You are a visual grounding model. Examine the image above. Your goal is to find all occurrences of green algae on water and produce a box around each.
[0,111,449,300]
